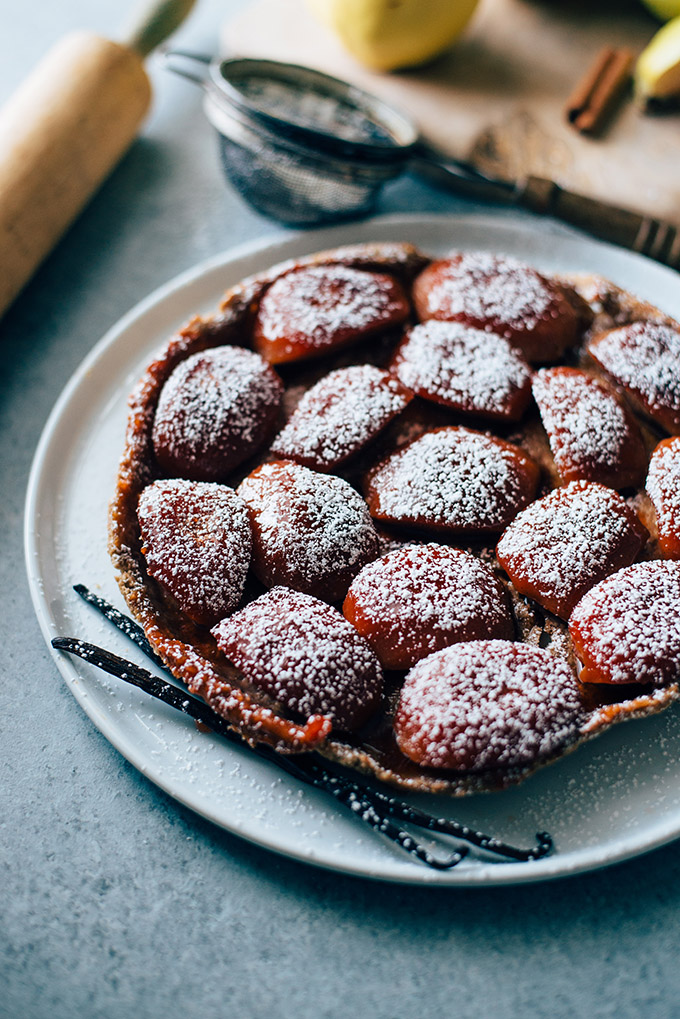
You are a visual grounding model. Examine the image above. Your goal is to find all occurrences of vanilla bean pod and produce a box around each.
[67,585,555,865]
[52,636,467,871]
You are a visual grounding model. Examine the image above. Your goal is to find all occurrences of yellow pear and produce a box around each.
[306,0,480,71]
[635,15,680,100]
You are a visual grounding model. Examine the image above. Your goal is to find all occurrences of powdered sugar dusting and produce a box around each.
[238,461,379,600]
[394,640,583,771]
[152,346,283,480]
[271,364,412,469]
[212,587,383,730]
[137,478,252,626]
[112,238,680,796]
[344,544,514,668]
[497,480,648,619]
[254,265,408,360]
[532,368,645,487]
[391,320,532,421]
[588,322,680,432]
[570,561,680,685]
[416,252,555,333]
[645,437,680,556]
[366,427,538,534]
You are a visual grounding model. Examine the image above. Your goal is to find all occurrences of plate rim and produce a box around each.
[24,211,680,886]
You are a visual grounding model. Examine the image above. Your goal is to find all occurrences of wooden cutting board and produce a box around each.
[223,0,680,226]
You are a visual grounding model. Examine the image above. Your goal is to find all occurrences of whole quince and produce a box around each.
[306,0,481,71]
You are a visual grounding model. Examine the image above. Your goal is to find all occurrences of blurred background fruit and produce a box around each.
[639,0,680,21]
[635,15,680,101]
[305,0,481,71]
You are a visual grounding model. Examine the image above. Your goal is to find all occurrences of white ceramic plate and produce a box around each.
[25,213,680,886]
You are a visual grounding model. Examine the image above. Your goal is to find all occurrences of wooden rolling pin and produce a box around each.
[0,0,195,318]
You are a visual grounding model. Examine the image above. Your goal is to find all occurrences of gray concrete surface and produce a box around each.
[2,2,679,1017]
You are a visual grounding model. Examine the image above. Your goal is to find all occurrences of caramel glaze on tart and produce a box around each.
[109,241,680,796]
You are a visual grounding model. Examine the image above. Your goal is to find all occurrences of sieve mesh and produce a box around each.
[206,93,401,223]
[200,59,413,225]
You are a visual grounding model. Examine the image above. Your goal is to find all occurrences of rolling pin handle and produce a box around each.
[121,0,197,57]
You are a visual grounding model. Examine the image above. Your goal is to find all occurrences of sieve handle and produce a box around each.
[414,146,680,272]
[515,176,680,271]
[159,49,212,87]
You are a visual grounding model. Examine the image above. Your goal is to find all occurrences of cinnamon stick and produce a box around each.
[566,46,634,135]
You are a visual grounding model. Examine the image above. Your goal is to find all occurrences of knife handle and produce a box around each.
[516,175,680,271]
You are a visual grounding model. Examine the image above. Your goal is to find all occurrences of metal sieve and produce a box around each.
[164,51,680,267]
[163,52,508,225]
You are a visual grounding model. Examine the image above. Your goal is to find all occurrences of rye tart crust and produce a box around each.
[109,241,680,796]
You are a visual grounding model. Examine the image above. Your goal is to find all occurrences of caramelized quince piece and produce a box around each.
[587,321,680,434]
[532,367,647,490]
[212,586,383,730]
[137,479,252,627]
[271,364,412,471]
[496,480,649,620]
[645,437,680,559]
[343,544,514,670]
[390,320,532,422]
[237,460,379,602]
[364,426,540,537]
[569,561,680,685]
[394,640,583,771]
[152,346,283,481]
[253,265,410,365]
[412,251,585,363]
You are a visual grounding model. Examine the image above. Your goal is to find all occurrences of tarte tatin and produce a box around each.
[109,242,680,795]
